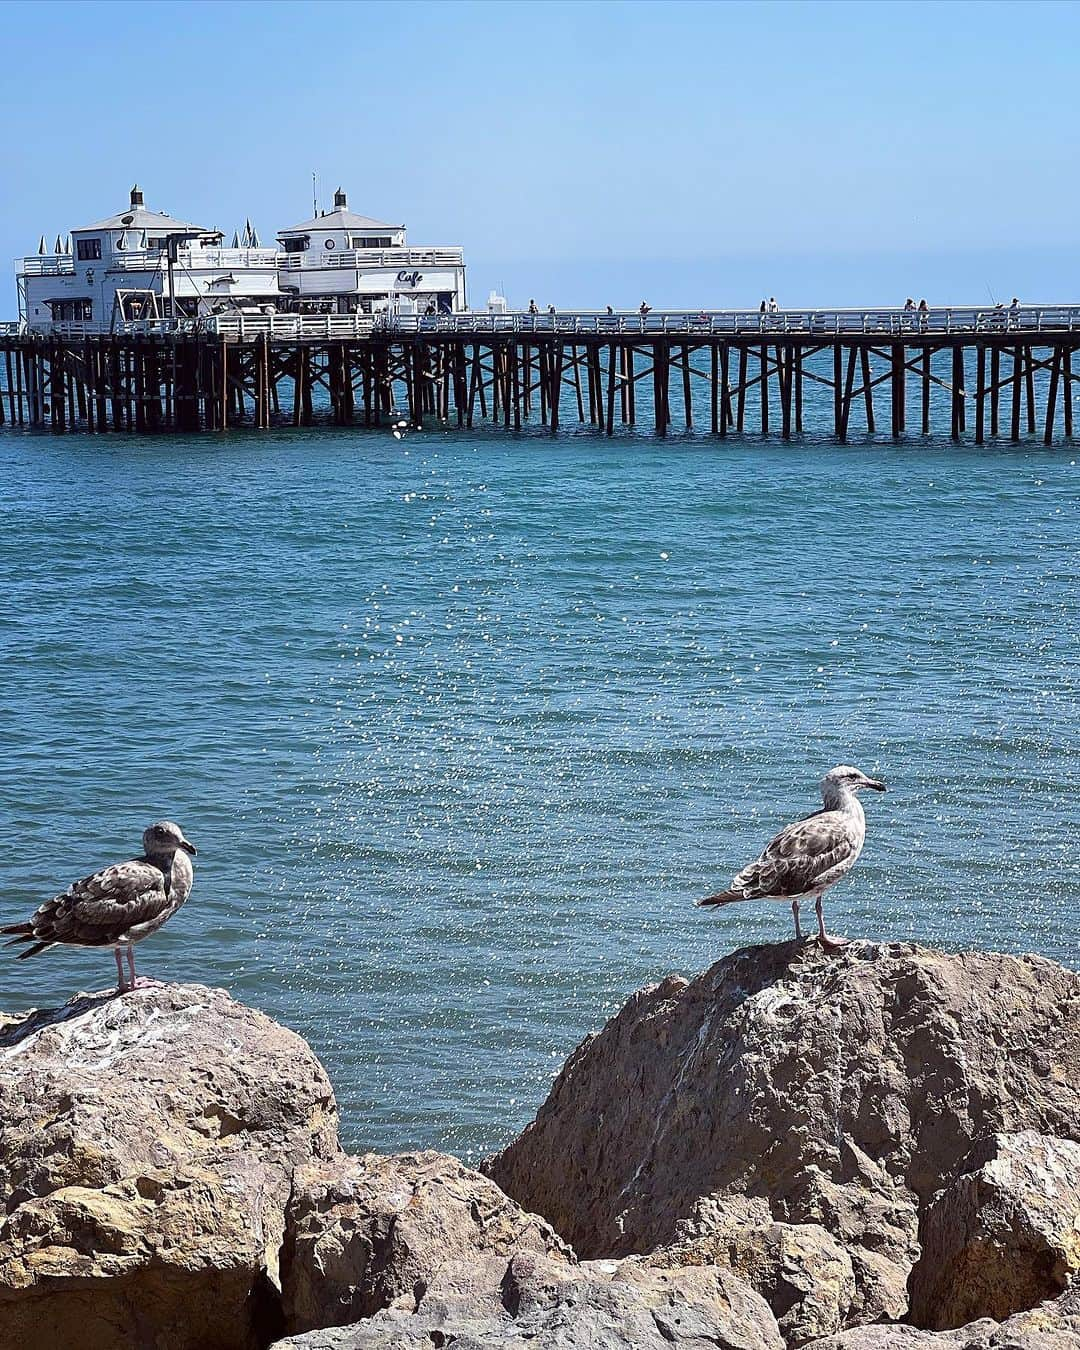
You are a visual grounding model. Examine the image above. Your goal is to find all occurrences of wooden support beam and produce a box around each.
[860,345,874,433]
[975,345,986,445]
[1044,346,1061,445]
[1011,346,1022,441]
[990,346,1000,437]
[890,343,904,436]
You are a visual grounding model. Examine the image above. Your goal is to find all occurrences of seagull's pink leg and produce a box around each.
[791,899,804,941]
[114,947,129,992]
[815,895,849,953]
[126,947,159,989]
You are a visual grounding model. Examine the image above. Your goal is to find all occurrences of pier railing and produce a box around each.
[388,305,1080,337]
[279,247,464,273]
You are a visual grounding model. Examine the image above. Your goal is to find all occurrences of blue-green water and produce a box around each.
[0,425,1077,1160]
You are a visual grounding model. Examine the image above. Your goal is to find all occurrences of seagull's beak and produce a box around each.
[180,838,197,856]
[863,777,886,793]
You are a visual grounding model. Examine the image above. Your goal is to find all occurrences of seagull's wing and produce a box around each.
[731,809,860,899]
[6,860,170,950]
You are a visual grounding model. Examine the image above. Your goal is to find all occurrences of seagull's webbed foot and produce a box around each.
[814,897,849,954]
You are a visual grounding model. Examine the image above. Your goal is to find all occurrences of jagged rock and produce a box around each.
[485,942,1080,1326]
[0,983,339,1350]
[652,1195,856,1344]
[909,1131,1080,1330]
[805,1273,1080,1348]
[271,1249,784,1349]
[280,1151,571,1334]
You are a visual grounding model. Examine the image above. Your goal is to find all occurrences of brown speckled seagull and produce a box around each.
[1,820,196,992]
[697,766,885,951]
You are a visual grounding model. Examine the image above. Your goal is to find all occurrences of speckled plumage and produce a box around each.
[2,820,196,989]
[698,766,885,948]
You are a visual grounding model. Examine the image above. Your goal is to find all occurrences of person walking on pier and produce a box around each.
[639,300,652,317]
[528,299,538,315]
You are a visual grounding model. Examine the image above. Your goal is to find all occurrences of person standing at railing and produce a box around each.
[1008,297,1021,329]
[918,298,929,332]
[528,299,539,315]
[768,297,779,313]
[639,301,652,316]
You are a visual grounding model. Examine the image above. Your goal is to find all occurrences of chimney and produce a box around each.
[333,187,347,210]
[130,184,144,208]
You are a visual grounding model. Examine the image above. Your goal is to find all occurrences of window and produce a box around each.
[49,299,93,321]
[283,237,309,253]
[76,238,101,261]
[351,236,393,249]
[146,237,166,250]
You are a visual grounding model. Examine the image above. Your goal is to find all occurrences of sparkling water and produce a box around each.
[0,425,1076,1160]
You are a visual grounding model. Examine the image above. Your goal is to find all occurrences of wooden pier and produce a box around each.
[2,306,1080,444]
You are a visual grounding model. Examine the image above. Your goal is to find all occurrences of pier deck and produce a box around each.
[2,306,1079,443]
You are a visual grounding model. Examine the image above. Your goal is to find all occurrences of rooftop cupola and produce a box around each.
[130,184,144,208]
[333,187,347,210]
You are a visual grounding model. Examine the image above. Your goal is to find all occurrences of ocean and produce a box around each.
[0,421,1076,1161]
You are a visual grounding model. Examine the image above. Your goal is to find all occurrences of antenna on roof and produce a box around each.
[312,171,317,220]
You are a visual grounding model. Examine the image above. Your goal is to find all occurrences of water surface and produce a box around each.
[0,423,1076,1158]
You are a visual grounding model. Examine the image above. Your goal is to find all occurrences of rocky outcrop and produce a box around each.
[653,1196,857,1344]
[484,941,1080,1328]
[280,1151,571,1334]
[272,1249,785,1350]
[909,1132,1080,1329]
[5,942,1080,1350]
[807,1275,1080,1349]
[0,983,339,1350]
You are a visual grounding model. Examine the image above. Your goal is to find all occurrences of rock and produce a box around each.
[909,1131,1080,1330]
[271,1250,784,1349]
[652,1195,856,1344]
[280,1150,571,1334]
[485,942,1080,1326]
[0,983,339,1350]
[804,1273,1080,1349]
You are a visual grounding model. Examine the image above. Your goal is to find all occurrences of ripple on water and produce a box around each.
[0,428,1076,1158]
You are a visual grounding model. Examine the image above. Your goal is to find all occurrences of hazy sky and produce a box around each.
[2,0,1077,308]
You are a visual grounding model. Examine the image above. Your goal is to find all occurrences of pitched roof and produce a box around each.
[72,205,216,235]
[278,207,402,235]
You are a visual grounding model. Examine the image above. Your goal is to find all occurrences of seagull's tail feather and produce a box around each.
[14,941,52,960]
[696,889,748,908]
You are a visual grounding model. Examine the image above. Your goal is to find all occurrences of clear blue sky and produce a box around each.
[2,0,1077,310]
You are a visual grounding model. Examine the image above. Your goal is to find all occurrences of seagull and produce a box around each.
[1,821,197,992]
[697,766,885,951]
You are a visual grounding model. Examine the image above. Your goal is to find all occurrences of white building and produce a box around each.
[15,185,467,331]
[276,188,466,316]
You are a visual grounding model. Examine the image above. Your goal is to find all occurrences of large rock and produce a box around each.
[805,1274,1080,1349]
[272,1249,784,1349]
[0,983,339,1350]
[280,1151,571,1333]
[654,1195,856,1344]
[909,1132,1080,1329]
[485,942,1080,1325]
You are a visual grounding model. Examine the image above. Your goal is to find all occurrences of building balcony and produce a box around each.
[279,247,465,272]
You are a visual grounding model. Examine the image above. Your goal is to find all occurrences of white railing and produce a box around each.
[9,306,1080,343]
[386,305,1080,337]
[280,247,465,272]
[18,248,281,277]
[19,255,77,277]
[205,313,378,340]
